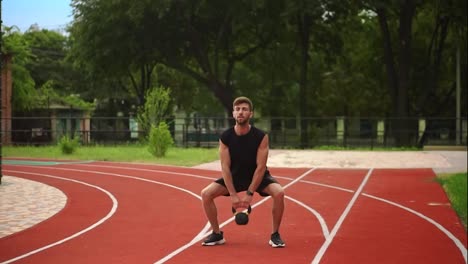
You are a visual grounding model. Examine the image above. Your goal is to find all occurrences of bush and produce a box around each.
[137,86,171,137]
[148,122,174,157]
[58,135,80,154]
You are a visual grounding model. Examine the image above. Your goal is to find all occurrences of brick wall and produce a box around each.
[1,54,12,145]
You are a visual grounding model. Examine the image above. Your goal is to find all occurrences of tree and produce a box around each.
[70,0,158,106]
[23,29,69,91]
[1,26,37,110]
[70,0,282,116]
[273,0,351,147]
[2,25,96,115]
[374,0,418,146]
[411,0,467,146]
[137,86,173,157]
[321,11,390,117]
[137,86,172,136]
[358,0,467,146]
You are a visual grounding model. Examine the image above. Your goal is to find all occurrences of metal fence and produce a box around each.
[2,116,467,149]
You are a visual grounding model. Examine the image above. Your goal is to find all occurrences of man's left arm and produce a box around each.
[245,135,269,201]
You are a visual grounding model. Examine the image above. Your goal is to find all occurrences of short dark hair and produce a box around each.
[233,96,253,111]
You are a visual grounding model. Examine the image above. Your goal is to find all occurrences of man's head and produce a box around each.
[232,96,253,125]
[233,96,253,111]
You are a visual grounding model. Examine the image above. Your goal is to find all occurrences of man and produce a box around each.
[200,96,286,248]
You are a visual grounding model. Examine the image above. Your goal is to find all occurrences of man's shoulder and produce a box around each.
[251,126,266,135]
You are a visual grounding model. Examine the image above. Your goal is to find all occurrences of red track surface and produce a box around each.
[0,162,466,264]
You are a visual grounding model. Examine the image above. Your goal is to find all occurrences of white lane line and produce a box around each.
[79,164,217,181]
[362,193,468,263]
[300,178,467,263]
[13,166,209,263]
[74,163,297,182]
[17,164,466,262]
[18,166,204,200]
[286,196,330,237]
[30,165,323,240]
[311,168,374,264]
[1,170,118,264]
[153,167,317,264]
[301,180,355,193]
[66,163,468,262]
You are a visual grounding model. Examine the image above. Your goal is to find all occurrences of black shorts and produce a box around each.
[214,172,279,197]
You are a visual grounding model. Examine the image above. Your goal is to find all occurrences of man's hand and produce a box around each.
[230,194,242,209]
[231,194,252,210]
[242,192,253,206]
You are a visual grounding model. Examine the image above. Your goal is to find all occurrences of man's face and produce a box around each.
[233,103,252,125]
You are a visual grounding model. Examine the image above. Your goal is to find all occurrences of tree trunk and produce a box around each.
[210,79,234,119]
[376,8,399,112]
[417,83,456,147]
[298,13,311,148]
[376,1,416,146]
[395,0,415,146]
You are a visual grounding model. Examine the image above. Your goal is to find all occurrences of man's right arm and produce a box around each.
[219,140,239,201]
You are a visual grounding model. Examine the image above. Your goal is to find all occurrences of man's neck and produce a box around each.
[234,124,251,136]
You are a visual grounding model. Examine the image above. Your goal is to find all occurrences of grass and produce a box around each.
[314,145,420,151]
[437,173,467,229]
[2,145,219,167]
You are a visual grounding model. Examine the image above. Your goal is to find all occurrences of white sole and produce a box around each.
[202,238,226,246]
[269,240,285,248]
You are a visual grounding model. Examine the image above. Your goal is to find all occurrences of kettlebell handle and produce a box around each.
[232,205,252,215]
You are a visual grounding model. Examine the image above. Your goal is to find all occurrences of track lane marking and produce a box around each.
[301,180,355,193]
[13,165,323,263]
[7,166,213,263]
[1,170,118,264]
[362,193,467,263]
[153,167,318,264]
[300,178,467,263]
[311,168,374,264]
[286,196,330,237]
[8,163,466,263]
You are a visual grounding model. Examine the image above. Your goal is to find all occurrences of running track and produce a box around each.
[0,161,466,264]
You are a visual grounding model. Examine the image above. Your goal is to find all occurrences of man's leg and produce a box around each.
[262,183,286,247]
[201,182,228,233]
[261,183,285,233]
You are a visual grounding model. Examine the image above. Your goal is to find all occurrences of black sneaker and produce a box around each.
[269,232,285,248]
[202,231,225,246]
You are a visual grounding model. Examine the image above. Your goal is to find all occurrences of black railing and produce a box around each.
[2,116,467,149]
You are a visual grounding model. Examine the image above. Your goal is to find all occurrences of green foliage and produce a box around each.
[69,0,160,105]
[2,26,38,110]
[69,0,284,114]
[2,26,94,111]
[437,173,467,229]
[38,80,95,110]
[137,86,171,136]
[147,122,174,157]
[23,29,69,89]
[2,1,466,124]
[58,135,80,154]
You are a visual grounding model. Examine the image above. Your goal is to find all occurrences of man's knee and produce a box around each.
[201,183,225,201]
[201,185,212,201]
[265,183,284,200]
[272,186,285,200]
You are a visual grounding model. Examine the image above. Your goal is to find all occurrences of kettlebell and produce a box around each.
[232,205,252,225]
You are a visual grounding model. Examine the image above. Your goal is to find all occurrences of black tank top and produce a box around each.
[220,126,269,181]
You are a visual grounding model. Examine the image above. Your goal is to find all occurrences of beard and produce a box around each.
[235,116,250,126]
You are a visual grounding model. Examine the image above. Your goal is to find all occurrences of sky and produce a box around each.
[2,0,73,32]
